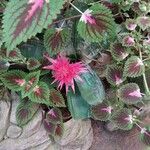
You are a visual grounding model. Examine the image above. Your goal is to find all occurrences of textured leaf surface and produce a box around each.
[44,28,69,55]
[43,119,57,135]
[19,39,46,60]
[118,83,142,104]
[77,4,116,43]
[91,101,112,121]
[21,71,40,98]
[0,70,26,91]
[16,99,39,126]
[110,42,129,61]
[140,127,150,146]
[54,123,64,140]
[137,16,150,31]
[29,81,50,105]
[27,58,41,70]
[49,88,66,107]
[67,88,90,120]
[75,67,105,105]
[111,108,133,130]
[46,108,62,124]
[2,0,65,50]
[124,56,145,78]
[106,65,125,86]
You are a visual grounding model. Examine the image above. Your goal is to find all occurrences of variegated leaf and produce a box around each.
[49,88,66,107]
[44,28,69,55]
[29,81,50,105]
[91,101,112,121]
[2,0,65,50]
[16,99,39,126]
[43,119,57,135]
[21,71,40,98]
[122,35,135,47]
[77,4,116,43]
[125,19,137,31]
[27,58,41,70]
[137,16,150,31]
[124,56,145,78]
[110,42,129,61]
[111,108,133,130]
[46,108,62,124]
[54,123,64,140]
[118,83,142,104]
[0,70,26,91]
[106,65,125,86]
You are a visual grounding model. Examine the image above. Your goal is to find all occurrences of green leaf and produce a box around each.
[118,83,142,104]
[49,88,66,107]
[0,70,26,91]
[27,58,41,71]
[106,65,125,86]
[110,42,129,61]
[2,0,65,50]
[123,56,145,78]
[44,28,69,55]
[111,108,133,130]
[16,99,39,126]
[29,81,50,105]
[140,126,150,146]
[77,3,116,43]
[67,87,90,120]
[91,101,112,121]
[75,67,105,105]
[19,39,46,60]
[46,108,62,124]
[21,71,40,98]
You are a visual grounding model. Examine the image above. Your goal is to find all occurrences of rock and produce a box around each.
[57,119,93,150]
[0,101,11,142]
[0,109,54,150]
[9,92,20,124]
[6,124,22,138]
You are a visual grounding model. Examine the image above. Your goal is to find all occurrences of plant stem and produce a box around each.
[69,2,83,14]
[139,48,150,95]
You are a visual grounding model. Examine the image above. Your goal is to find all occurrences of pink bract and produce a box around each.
[43,55,87,93]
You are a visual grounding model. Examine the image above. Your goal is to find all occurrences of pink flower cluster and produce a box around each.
[43,55,87,93]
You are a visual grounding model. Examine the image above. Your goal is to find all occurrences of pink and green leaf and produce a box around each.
[29,81,50,105]
[16,99,39,126]
[111,108,133,130]
[77,4,116,43]
[43,119,57,136]
[46,108,62,124]
[118,83,142,104]
[2,0,65,50]
[110,42,129,61]
[91,101,112,121]
[0,70,26,91]
[123,56,145,78]
[106,65,125,86]
[21,71,40,98]
[137,16,150,31]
